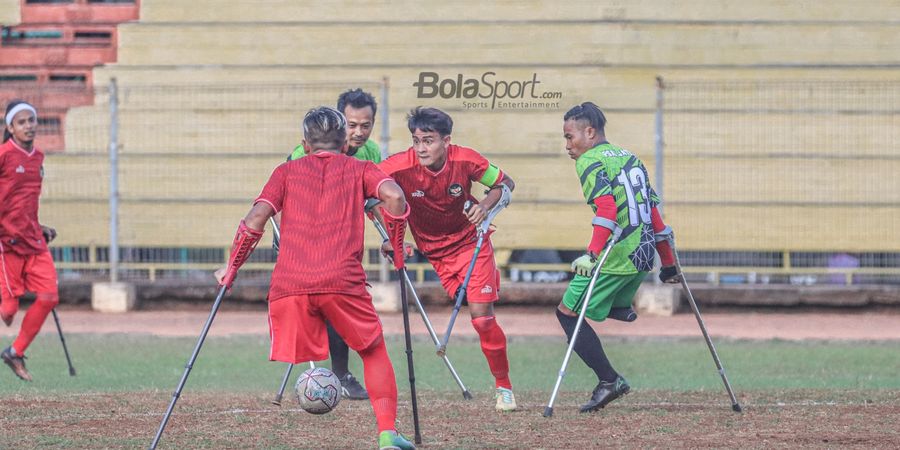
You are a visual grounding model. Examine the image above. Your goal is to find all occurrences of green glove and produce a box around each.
[571,254,597,277]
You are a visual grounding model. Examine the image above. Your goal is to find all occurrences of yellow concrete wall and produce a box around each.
[138,0,900,23]
[42,1,900,255]
[0,0,19,25]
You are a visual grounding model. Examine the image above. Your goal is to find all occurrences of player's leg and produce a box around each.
[12,252,60,357]
[319,293,414,449]
[326,321,368,400]
[558,273,639,412]
[462,240,515,411]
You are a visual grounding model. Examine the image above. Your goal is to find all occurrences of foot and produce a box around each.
[607,307,638,322]
[378,430,416,450]
[495,387,517,412]
[338,373,369,400]
[1,346,31,381]
[580,376,630,413]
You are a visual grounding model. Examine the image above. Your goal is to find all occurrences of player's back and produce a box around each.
[264,152,385,300]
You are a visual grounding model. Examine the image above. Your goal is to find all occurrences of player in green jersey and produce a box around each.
[289,88,382,163]
[282,88,382,400]
[557,102,680,413]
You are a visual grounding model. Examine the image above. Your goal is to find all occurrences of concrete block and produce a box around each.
[634,284,682,316]
[91,282,137,313]
[369,282,400,313]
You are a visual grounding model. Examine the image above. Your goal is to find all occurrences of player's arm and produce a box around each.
[572,195,616,276]
[40,224,57,243]
[376,179,411,269]
[214,201,275,287]
[652,207,679,283]
[466,157,514,225]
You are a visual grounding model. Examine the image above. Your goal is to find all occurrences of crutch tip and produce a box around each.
[542,406,554,417]
[271,396,283,406]
[732,403,743,413]
[69,368,76,376]
[462,390,474,400]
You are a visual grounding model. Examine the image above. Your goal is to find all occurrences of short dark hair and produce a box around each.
[407,106,453,136]
[302,106,347,150]
[3,99,30,143]
[564,102,606,133]
[337,88,377,116]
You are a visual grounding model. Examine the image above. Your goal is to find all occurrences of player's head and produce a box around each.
[407,106,453,171]
[563,102,606,160]
[337,88,377,156]
[4,100,38,147]
[301,106,348,154]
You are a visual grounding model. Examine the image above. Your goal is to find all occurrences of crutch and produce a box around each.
[364,199,473,399]
[50,309,76,376]
[544,226,621,418]
[437,185,511,356]
[150,284,228,449]
[667,233,742,413]
[266,217,318,406]
[399,266,422,445]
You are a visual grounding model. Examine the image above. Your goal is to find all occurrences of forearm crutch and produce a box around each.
[367,212,473,400]
[399,266,423,445]
[438,185,511,356]
[50,309,76,376]
[150,284,228,449]
[544,227,621,418]
[669,236,742,413]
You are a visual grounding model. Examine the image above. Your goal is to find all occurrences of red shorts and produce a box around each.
[430,237,500,303]
[267,292,383,364]
[0,248,58,314]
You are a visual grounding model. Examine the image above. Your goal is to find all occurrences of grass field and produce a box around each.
[1,334,899,448]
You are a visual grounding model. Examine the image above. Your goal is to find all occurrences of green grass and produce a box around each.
[1,334,898,395]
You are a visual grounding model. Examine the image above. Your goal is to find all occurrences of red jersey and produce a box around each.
[256,152,390,300]
[379,144,504,260]
[0,139,46,255]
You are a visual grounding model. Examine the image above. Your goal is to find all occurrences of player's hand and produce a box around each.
[380,240,414,262]
[464,202,487,226]
[41,225,57,243]
[659,265,682,284]
[214,267,237,288]
[571,254,597,277]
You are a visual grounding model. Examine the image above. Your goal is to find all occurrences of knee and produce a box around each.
[557,303,576,317]
[471,315,497,333]
[358,334,385,356]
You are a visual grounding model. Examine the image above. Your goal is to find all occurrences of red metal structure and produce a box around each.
[0,0,139,151]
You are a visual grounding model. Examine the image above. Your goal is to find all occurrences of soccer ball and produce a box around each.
[295,367,342,414]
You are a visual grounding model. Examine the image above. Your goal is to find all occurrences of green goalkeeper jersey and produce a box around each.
[289,139,382,163]
[576,142,660,275]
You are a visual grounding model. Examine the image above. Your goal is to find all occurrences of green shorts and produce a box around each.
[562,271,647,322]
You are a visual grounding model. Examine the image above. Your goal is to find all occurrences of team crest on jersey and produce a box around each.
[448,183,463,197]
[15,165,25,174]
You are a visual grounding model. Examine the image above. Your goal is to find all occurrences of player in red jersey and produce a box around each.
[215,107,415,450]
[0,100,60,381]
[379,107,518,412]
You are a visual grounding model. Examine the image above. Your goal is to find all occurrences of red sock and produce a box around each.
[13,293,58,356]
[471,316,512,389]
[357,336,397,433]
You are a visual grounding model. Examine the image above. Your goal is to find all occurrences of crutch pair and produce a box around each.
[543,228,741,417]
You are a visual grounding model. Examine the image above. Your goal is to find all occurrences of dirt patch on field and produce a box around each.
[1,390,898,449]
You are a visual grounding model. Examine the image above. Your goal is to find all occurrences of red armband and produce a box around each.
[221,220,264,288]
[380,204,410,270]
[650,207,675,266]
[587,195,617,255]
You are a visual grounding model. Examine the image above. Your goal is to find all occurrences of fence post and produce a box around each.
[379,77,391,283]
[654,76,665,210]
[108,78,120,283]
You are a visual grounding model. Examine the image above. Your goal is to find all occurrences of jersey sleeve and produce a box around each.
[377,150,409,176]
[362,161,392,199]
[579,161,612,206]
[255,164,288,213]
[457,146,503,187]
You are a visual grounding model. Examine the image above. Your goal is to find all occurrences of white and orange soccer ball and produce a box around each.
[295,367,342,414]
